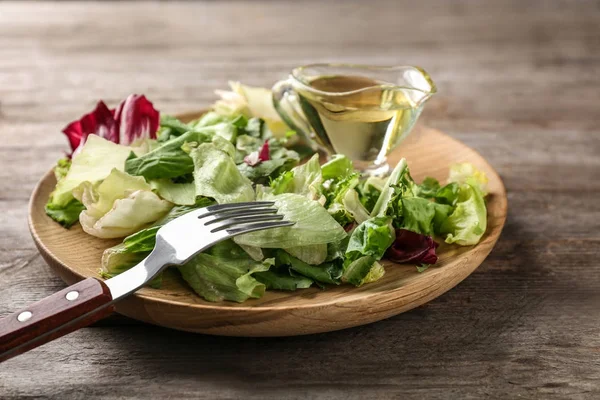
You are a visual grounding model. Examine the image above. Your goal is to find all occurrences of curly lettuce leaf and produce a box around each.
[213,81,289,138]
[440,182,487,245]
[434,182,460,206]
[416,177,441,198]
[370,159,411,217]
[356,176,385,213]
[345,216,395,262]
[100,244,158,286]
[45,197,86,228]
[394,197,453,236]
[53,158,72,181]
[342,216,395,286]
[235,136,299,183]
[342,256,385,287]
[448,163,488,195]
[270,154,323,202]
[327,202,355,226]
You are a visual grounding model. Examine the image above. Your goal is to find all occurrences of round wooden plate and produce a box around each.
[28,115,507,336]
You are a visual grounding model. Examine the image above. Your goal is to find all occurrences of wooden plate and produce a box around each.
[28,115,507,336]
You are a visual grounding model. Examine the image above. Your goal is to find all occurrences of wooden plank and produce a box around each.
[0,0,599,398]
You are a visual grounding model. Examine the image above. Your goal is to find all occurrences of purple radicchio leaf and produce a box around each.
[243,140,270,166]
[62,101,117,156]
[114,94,160,145]
[386,229,439,265]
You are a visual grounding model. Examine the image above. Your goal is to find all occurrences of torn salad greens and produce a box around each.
[46,87,490,303]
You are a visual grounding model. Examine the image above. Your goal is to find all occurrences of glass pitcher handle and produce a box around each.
[272,79,318,154]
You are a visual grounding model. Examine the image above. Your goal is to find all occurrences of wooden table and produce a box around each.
[1,1,598,398]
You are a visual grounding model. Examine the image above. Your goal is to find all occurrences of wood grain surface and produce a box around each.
[1,0,599,399]
[28,123,507,336]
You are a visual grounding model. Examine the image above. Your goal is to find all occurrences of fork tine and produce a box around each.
[201,207,278,222]
[225,221,295,236]
[206,201,274,212]
[209,214,285,232]
[198,201,276,220]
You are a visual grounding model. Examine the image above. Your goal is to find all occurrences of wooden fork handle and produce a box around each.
[0,278,114,362]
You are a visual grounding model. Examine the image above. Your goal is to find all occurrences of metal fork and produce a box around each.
[0,201,292,362]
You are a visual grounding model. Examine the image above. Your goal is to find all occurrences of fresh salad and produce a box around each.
[45,82,489,303]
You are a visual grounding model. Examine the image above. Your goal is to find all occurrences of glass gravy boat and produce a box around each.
[273,64,436,175]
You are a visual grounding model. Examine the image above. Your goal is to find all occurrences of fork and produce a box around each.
[0,201,292,362]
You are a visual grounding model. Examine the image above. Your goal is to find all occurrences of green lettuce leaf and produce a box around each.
[234,193,347,248]
[435,182,460,206]
[237,158,298,183]
[73,169,173,238]
[234,136,299,183]
[325,236,350,262]
[342,189,371,224]
[160,115,194,136]
[254,267,313,291]
[238,244,264,261]
[118,199,214,254]
[370,159,411,217]
[284,243,327,265]
[327,202,355,226]
[342,216,395,286]
[45,197,85,228]
[213,81,290,138]
[321,154,354,180]
[345,216,395,262]
[356,176,385,213]
[448,163,488,195]
[270,154,323,202]
[394,197,452,236]
[416,177,441,198]
[189,111,233,129]
[191,142,255,204]
[440,182,487,245]
[53,157,71,181]
[150,180,196,205]
[125,130,210,180]
[100,243,153,283]
[51,135,133,206]
[324,173,360,207]
[342,256,385,287]
[277,251,342,285]
[178,240,273,302]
